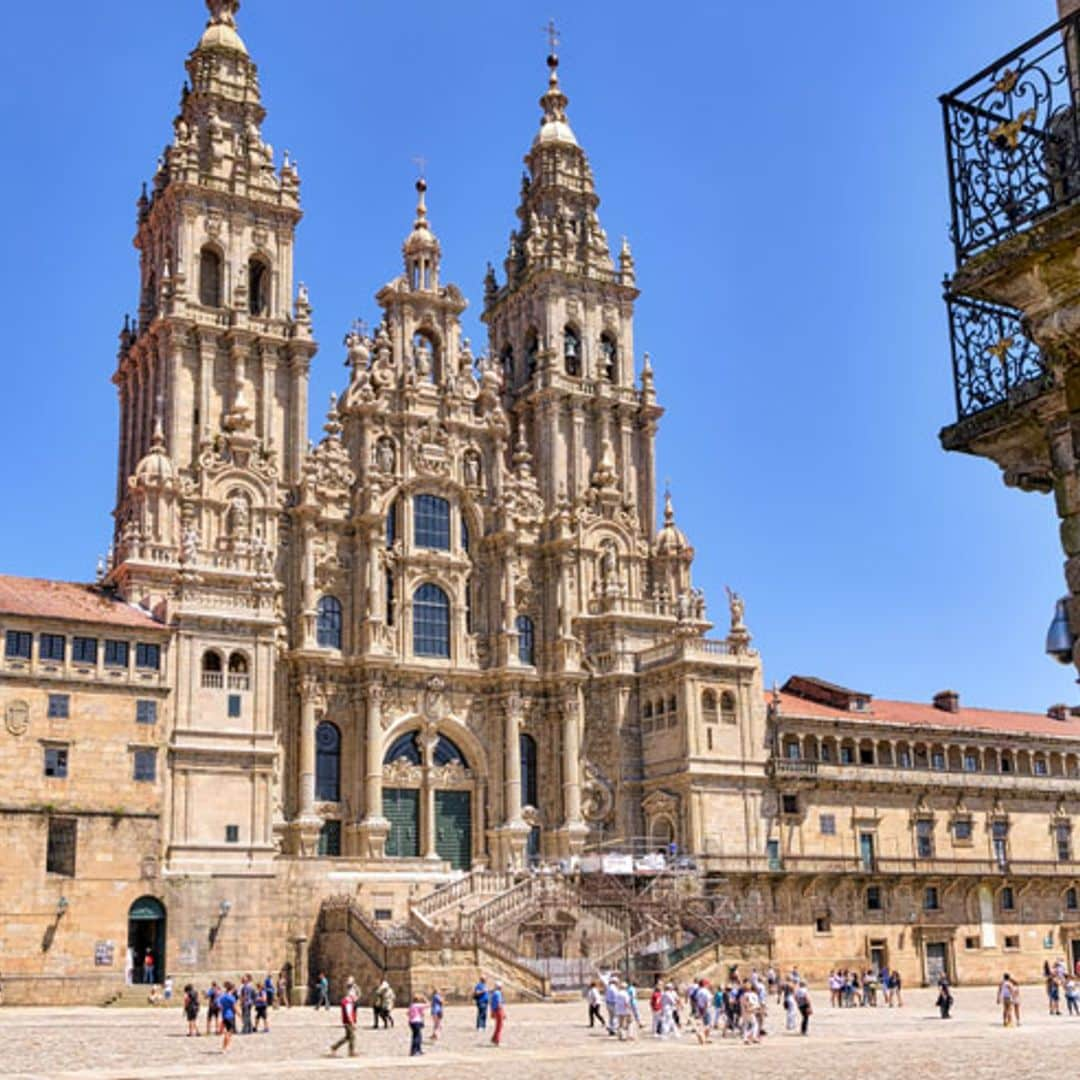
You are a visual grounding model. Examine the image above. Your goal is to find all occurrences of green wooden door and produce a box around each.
[383,788,419,858]
[435,789,472,870]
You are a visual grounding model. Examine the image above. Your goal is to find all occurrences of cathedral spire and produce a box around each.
[403,177,441,292]
[536,46,577,147]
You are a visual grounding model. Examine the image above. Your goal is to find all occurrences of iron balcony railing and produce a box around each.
[946,292,1050,419]
[941,12,1080,264]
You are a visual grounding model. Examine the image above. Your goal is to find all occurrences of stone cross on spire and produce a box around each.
[206,0,240,26]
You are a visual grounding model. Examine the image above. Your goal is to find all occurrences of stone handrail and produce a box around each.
[636,638,744,672]
[474,929,551,1000]
[593,926,669,969]
[462,876,539,931]
[411,870,514,918]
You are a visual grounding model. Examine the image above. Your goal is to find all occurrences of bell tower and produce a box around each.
[109,0,317,872]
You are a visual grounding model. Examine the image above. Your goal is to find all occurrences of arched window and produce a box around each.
[201,650,222,673]
[248,257,270,316]
[516,614,535,665]
[500,343,514,382]
[414,494,451,550]
[385,730,421,765]
[564,325,581,376]
[315,721,341,801]
[525,328,539,378]
[720,691,737,724]
[520,732,538,808]
[1067,887,1079,911]
[599,332,617,381]
[227,652,248,673]
[413,583,450,658]
[199,246,223,307]
[386,571,395,627]
[433,734,468,767]
[702,690,718,723]
[316,596,343,649]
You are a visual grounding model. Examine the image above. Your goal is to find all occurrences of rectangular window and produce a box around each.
[839,746,854,764]
[1000,886,1015,911]
[924,886,939,911]
[916,820,935,859]
[815,915,831,933]
[133,749,157,782]
[953,819,973,842]
[1057,823,1072,862]
[227,694,241,719]
[39,634,65,662]
[46,817,77,876]
[964,935,980,950]
[413,493,451,550]
[5,630,31,659]
[866,885,882,911]
[781,794,799,816]
[135,643,160,670]
[374,908,393,922]
[72,636,97,665]
[47,694,70,719]
[931,751,946,770]
[225,824,239,843]
[820,813,836,836]
[136,700,157,725]
[766,839,781,870]
[859,746,874,765]
[318,820,342,856]
[104,640,129,668]
[1004,934,1020,950]
[44,745,69,778]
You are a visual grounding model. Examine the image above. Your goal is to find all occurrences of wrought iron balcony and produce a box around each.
[941,12,1080,264]
[945,292,1050,419]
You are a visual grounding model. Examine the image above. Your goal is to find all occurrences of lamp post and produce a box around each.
[210,899,232,949]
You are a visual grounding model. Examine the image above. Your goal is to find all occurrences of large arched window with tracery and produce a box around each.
[315,721,341,801]
[316,596,343,649]
[413,583,450,658]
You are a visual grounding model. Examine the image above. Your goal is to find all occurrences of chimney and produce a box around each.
[1048,703,1070,721]
[933,690,960,713]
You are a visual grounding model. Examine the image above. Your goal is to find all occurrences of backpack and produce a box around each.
[651,988,663,1012]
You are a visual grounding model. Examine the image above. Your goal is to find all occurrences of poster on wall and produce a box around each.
[94,941,115,966]
[177,939,200,968]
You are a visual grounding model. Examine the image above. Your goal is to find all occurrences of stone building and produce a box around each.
[3,0,1080,1002]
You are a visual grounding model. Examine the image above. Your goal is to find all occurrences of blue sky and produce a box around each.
[0,1,1070,711]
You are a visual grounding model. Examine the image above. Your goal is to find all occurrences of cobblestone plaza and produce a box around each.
[0,987,1072,1080]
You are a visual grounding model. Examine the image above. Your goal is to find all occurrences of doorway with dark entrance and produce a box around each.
[924,941,949,985]
[128,896,166,985]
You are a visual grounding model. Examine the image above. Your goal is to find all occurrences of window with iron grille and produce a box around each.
[46,817,77,876]
[133,749,157,782]
[47,694,69,719]
[39,634,65,662]
[136,700,157,725]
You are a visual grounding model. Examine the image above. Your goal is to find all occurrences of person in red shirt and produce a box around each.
[327,987,359,1058]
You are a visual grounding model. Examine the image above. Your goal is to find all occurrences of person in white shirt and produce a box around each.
[660,983,679,1038]
[614,981,634,1041]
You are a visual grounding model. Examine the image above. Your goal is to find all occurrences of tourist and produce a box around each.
[1010,975,1022,1025]
[740,980,760,1044]
[587,981,603,1028]
[828,970,841,1007]
[660,982,679,1038]
[378,977,395,1027]
[183,984,200,1036]
[408,993,428,1056]
[276,969,290,1008]
[711,983,726,1031]
[473,975,489,1030]
[143,947,155,985]
[315,971,330,1010]
[490,980,506,1046]
[206,980,222,1035]
[626,977,643,1029]
[1067,976,1080,1016]
[650,979,663,1036]
[254,980,270,1032]
[219,981,237,1054]
[889,968,903,1007]
[239,973,255,1034]
[936,976,953,1019]
[767,964,778,1003]
[430,987,444,1041]
[327,986,358,1058]
[997,972,1015,1026]
[163,975,174,1002]
[264,972,275,1011]
[1048,969,1062,1015]
[604,975,618,1034]
[795,980,813,1036]
[783,977,797,1031]
[614,978,635,1041]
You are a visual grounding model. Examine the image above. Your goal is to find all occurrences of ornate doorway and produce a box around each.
[127,896,166,985]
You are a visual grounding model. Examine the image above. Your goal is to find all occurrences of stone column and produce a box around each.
[422,726,440,860]
[358,684,390,858]
[562,692,583,826]
[504,697,523,826]
[298,677,318,818]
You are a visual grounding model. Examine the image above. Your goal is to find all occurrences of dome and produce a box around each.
[133,421,177,486]
[198,21,248,54]
[533,119,578,147]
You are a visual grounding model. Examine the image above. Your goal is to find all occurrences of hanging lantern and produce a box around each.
[1046,597,1074,665]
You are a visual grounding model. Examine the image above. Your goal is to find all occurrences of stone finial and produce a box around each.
[206,0,240,26]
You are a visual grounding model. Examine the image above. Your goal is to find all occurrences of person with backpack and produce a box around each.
[218,981,237,1053]
[205,980,221,1035]
[327,986,358,1058]
[795,980,813,1035]
[473,975,489,1031]
[183,984,200,1036]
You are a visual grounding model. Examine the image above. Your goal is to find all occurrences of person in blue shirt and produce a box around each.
[490,982,505,1046]
[473,976,489,1030]
[218,981,237,1053]
[431,987,445,1041]
[264,973,275,1010]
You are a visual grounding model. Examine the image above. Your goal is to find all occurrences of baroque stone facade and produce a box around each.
[4,1,1080,1002]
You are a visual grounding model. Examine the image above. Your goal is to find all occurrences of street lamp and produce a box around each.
[210,899,232,948]
[56,896,69,917]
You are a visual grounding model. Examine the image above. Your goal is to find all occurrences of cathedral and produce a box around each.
[6,0,1080,1003]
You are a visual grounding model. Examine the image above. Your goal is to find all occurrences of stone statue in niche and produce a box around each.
[464,452,481,488]
[375,438,396,474]
[227,492,251,539]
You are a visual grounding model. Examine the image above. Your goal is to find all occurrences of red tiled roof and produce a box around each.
[774,690,1079,740]
[0,575,163,630]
